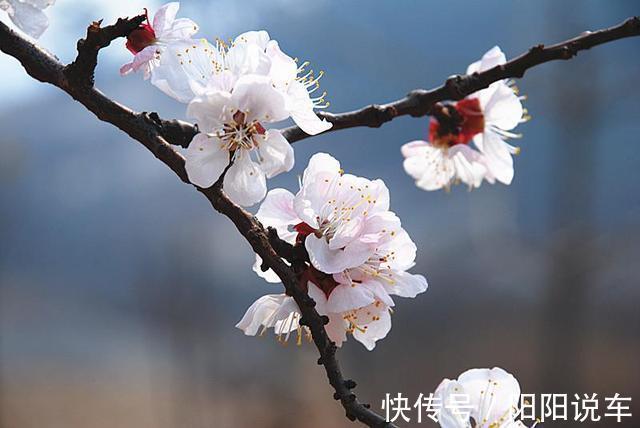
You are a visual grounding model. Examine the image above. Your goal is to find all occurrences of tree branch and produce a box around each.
[281,16,640,143]
[0,18,395,428]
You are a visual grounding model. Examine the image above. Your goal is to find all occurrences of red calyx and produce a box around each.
[429,97,485,148]
[300,266,339,299]
[126,9,156,54]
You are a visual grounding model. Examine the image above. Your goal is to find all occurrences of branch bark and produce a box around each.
[0,17,395,428]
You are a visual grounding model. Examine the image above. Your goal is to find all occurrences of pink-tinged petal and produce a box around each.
[258,129,294,178]
[256,188,299,231]
[307,283,328,314]
[119,45,157,77]
[266,39,298,87]
[184,134,229,188]
[152,2,179,35]
[324,313,347,347]
[403,144,456,191]
[326,284,375,313]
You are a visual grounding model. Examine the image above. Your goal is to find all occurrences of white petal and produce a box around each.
[479,131,514,184]
[252,255,282,283]
[401,140,430,158]
[231,74,288,123]
[434,379,471,428]
[384,271,428,298]
[6,0,49,38]
[234,30,271,49]
[324,313,347,347]
[466,46,506,75]
[236,294,296,336]
[184,134,229,188]
[326,283,375,313]
[186,90,233,132]
[448,144,488,189]
[287,81,332,135]
[258,129,294,178]
[352,302,392,350]
[225,42,271,77]
[403,144,456,191]
[474,81,523,133]
[150,39,219,103]
[306,235,372,274]
[160,18,199,40]
[223,153,267,206]
[266,39,298,87]
[458,367,521,424]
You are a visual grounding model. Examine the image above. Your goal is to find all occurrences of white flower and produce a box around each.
[184,74,293,206]
[239,153,428,350]
[402,46,525,191]
[0,0,55,39]
[401,140,488,191]
[120,2,199,79]
[236,287,393,350]
[149,30,332,135]
[435,367,528,428]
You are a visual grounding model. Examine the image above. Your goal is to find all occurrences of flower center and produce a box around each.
[429,98,485,148]
[218,110,266,152]
[126,9,157,54]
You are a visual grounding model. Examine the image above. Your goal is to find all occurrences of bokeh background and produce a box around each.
[1,1,639,427]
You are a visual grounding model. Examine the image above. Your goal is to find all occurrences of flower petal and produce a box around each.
[466,46,506,75]
[231,74,288,123]
[258,129,294,178]
[184,133,229,188]
[478,131,514,184]
[186,90,233,132]
[326,283,375,313]
[235,294,296,336]
[287,80,332,135]
[223,152,267,206]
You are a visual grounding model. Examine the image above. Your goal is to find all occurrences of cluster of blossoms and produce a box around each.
[121,2,331,206]
[402,47,527,191]
[116,8,530,422]
[0,0,55,38]
[236,153,428,350]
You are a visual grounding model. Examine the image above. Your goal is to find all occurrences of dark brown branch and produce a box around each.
[281,16,640,143]
[65,15,146,85]
[0,18,395,428]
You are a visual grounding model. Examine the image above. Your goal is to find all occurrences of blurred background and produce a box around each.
[1,0,639,427]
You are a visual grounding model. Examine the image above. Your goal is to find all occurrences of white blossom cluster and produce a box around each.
[6,1,539,421]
